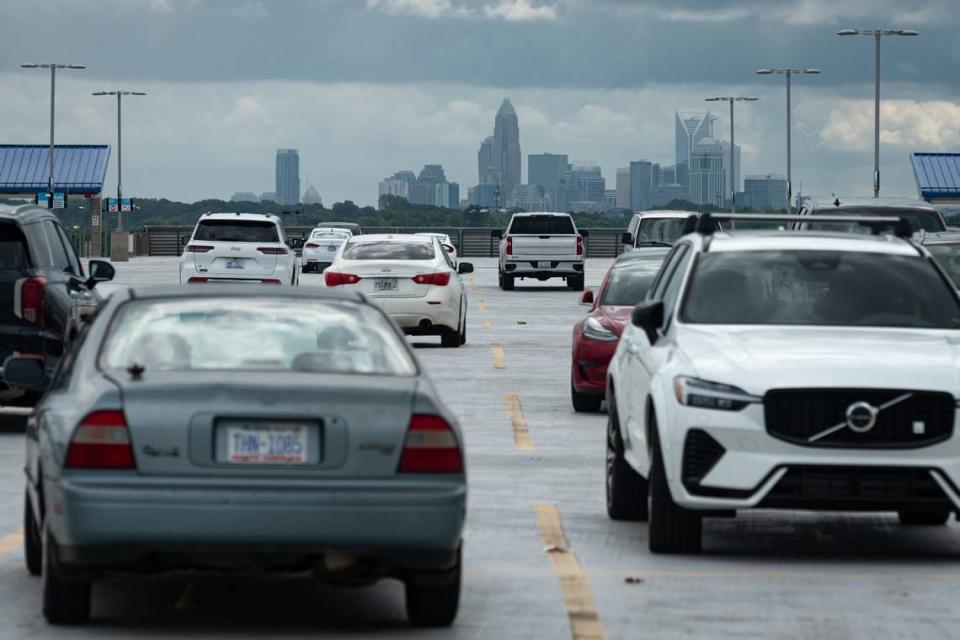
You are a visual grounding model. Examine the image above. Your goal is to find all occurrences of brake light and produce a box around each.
[324,271,362,287]
[576,235,584,256]
[14,276,47,328]
[397,415,463,473]
[187,277,208,283]
[412,272,451,286]
[261,279,282,285]
[305,242,320,248]
[64,410,135,469]
[506,235,513,256]
[184,244,213,253]
[258,246,288,255]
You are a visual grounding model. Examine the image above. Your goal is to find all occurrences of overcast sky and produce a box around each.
[3,0,960,206]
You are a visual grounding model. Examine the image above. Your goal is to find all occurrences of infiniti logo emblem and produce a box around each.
[380,266,392,273]
[845,401,879,433]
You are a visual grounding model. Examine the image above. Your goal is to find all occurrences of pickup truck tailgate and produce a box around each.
[511,235,578,257]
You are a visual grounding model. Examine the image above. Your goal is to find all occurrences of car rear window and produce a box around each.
[601,260,664,306]
[509,216,576,235]
[0,224,30,269]
[194,220,280,243]
[809,208,946,232]
[102,298,416,376]
[342,241,435,260]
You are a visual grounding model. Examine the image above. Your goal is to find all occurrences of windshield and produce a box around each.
[310,230,350,241]
[635,218,688,246]
[103,298,416,376]
[342,241,435,260]
[926,243,960,288]
[682,250,960,328]
[809,207,946,233]
[600,260,664,306]
[509,216,576,234]
[194,220,279,243]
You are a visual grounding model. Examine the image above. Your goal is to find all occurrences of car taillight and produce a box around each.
[15,276,47,328]
[324,271,362,286]
[305,242,320,248]
[576,235,584,256]
[258,247,288,255]
[184,244,213,253]
[506,236,513,256]
[64,410,135,470]
[444,244,455,254]
[412,272,451,286]
[261,279,282,285]
[187,277,208,283]
[397,415,463,473]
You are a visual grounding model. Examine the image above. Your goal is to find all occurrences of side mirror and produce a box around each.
[180,236,190,246]
[1,356,47,392]
[491,229,503,239]
[86,259,115,287]
[621,232,632,245]
[631,301,664,344]
[580,229,589,237]
[580,289,594,306]
[458,262,474,274]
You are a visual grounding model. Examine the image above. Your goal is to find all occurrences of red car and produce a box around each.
[571,249,669,412]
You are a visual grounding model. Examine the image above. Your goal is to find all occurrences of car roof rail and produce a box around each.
[690,213,914,238]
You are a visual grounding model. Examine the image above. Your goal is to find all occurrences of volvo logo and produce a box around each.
[845,401,879,433]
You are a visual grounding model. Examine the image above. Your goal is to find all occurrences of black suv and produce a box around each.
[0,206,114,411]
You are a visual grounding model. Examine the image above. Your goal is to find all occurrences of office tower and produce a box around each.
[478,137,495,185]
[566,163,604,202]
[468,184,499,208]
[507,184,549,211]
[528,153,569,204]
[743,174,788,211]
[275,149,300,205]
[629,161,655,211]
[434,182,461,209]
[492,99,521,198]
[379,170,417,201]
[411,164,448,206]
[689,138,741,208]
[616,168,630,209]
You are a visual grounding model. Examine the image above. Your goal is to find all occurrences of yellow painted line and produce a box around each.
[469,276,479,294]
[534,505,606,640]
[491,343,506,369]
[0,530,23,556]
[477,298,486,312]
[482,320,493,330]
[504,393,534,451]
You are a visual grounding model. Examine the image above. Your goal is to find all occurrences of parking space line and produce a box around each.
[477,298,486,312]
[491,343,506,369]
[504,394,534,451]
[534,504,606,640]
[482,320,493,330]
[0,530,23,557]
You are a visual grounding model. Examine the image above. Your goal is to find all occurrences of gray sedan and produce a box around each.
[6,286,466,627]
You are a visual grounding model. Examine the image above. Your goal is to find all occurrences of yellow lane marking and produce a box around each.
[534,505,606,640]
[504,393,534,451]
[491,343,506,369]
[477,298,486,312]
[482,320,493,330]
[469,276,479,294]
[0,530,23,556]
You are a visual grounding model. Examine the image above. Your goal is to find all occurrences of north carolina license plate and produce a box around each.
[327,245,338,251]
[537,261,551,268]
[226,259,244,270]
[226,422,308,464]
[375,278,398,291]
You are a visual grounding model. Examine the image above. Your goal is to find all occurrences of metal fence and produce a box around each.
[143,226,628,259]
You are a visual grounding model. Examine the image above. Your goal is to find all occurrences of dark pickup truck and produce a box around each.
[0,205,115,411]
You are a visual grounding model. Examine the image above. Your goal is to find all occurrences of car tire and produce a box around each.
[459,308,467,346]
[405,546,461,628]
[898,510,951,526]
[503,274,515,291]
[441,327,460,348]
[569,275,585,291]
[648,415,702,554]
[42,531,91,625]
[606,397,648,521]
[24,490,41,577]
[571,378,602,413]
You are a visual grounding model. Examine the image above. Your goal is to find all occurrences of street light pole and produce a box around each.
[705,96,757,213]
[838,28,918,198]
[756,68,820,213]
[93,91,146,232]
[20,63,85,205]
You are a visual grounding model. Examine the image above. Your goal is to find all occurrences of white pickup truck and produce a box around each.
[493,212,586,291]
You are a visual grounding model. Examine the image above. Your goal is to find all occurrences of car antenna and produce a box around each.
[127,363,145,381]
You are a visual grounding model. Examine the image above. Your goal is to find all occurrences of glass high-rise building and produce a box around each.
[492,99,521,199]
[275,149,300,205]
[689,138,741,208]
[675,112,713,190]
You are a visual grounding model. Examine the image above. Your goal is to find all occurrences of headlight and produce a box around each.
[583,317,617,342]
[673,376,760,411]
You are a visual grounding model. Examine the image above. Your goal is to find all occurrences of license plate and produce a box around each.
[226,259,244,270]
[327,245,338,251]
[226,422,308,464]
[537,261,552,269]
[375,278,398,291]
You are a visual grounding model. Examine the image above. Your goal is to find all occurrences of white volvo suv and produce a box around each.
[606,213,960,553]
[179,213,298,285]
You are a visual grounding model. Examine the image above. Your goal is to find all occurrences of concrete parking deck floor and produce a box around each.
[1,257,959,638]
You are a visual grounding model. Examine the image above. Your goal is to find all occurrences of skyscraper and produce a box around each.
[629,161,655,211]
[743,174,788,211]
[478,137,495,185]
[492,99,521,199]
[529,153,569,210]
[615,168,630,209]
[379,170,417,202]
[275,149,300,205]
[689,138,741,208]
[675,112,713,189]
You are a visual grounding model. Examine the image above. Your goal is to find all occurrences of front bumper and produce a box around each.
[571,335,616,394]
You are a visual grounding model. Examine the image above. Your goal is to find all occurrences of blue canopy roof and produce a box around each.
[911,152,960,200]
[0,145,110,195]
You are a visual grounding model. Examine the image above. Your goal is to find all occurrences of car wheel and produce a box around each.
[898,510,951,525]
[498,269,504,289]
[503,274,515,291]
[569,275,585,291]
[648,415,702,554]
[459,306,467,345]
[571,378,602,413]
[441,327,460,348]
[606,398,648,521]
[405,546,461,628]
[42,530,91,625]
[24,489,41,576]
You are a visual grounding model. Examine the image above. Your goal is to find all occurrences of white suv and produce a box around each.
[179,213,298,285]
[606,213,960,553]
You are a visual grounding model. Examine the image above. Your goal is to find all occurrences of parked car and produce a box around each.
[10,286,466,626]
[416,232,458,268]
[606,213,960,553]
[179,213,299,285]
[493,212,586,291]
[623,211,699,249]
[571,249,669,412]
[302,228,352,274]
[797,197,947,232]
[325,234,473,347]
[0,205,114,412]
[917,230,960,289]
[315,221,363,236]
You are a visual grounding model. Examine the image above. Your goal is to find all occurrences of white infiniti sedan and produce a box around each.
[325,234,473,347]
[302,228,352,273]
